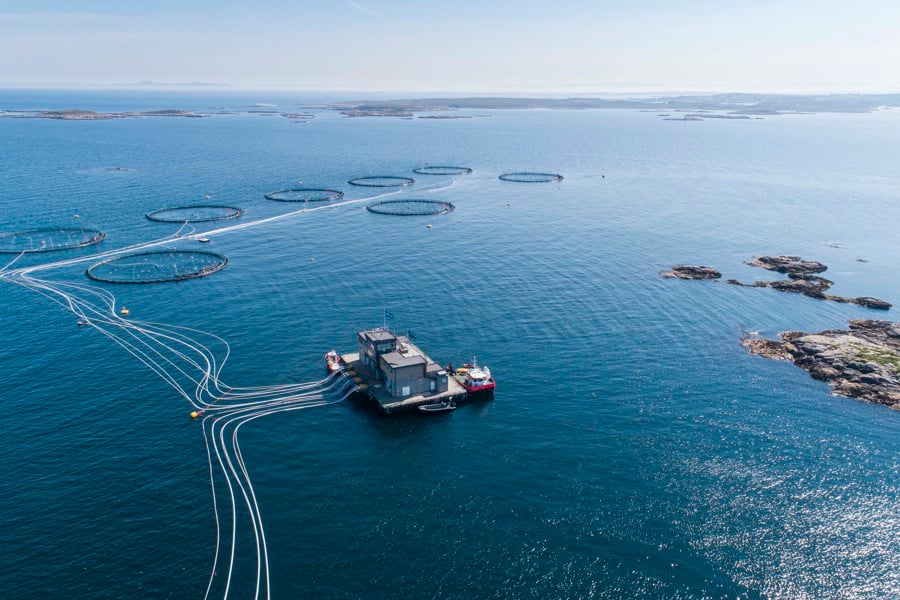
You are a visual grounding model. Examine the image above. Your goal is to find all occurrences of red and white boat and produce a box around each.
[455,357,495,394]
[324,350,344,373]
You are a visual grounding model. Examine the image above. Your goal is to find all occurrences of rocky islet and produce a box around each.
[664,255,896,408]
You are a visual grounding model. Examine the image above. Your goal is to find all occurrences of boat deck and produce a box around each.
[341,351,467,415]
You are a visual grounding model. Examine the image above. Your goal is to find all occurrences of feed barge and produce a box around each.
[325,328,494,415]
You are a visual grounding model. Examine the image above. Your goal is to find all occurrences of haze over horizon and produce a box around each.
[2,0,899,94]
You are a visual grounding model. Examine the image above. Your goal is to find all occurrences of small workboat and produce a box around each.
[198,237,211,243]
[418,400,456,414]
[324,350,343,373]
[453,357,495,394]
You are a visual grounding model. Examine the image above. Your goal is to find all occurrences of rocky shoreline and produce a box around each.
[742,320,900,410]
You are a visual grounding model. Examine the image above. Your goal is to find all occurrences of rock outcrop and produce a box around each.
[727,255,891,310]
[848,296,893,310]
[742,319,900,409]
[660,266,722,280]
[746,255,827,276]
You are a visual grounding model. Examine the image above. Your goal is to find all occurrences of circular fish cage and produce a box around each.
[498,172,564,183]
[264,188,344,202]
[348,176,415,188]
[86,250,229,284]
[146,205,243,223]
[366,199,455,216]
[0,227,105,254]
[412,166,473,176]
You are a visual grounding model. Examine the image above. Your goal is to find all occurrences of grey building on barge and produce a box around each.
[345,328,462,414]
[357,328,450,398]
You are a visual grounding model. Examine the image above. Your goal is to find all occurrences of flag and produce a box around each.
[384,310,394,320]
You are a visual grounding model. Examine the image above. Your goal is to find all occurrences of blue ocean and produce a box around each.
[0,90,897,599]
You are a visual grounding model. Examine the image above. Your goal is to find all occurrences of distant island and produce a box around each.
[0,107,318,122]
[6,93,900,122]
[3,108,205,120]
[328,93,900,119]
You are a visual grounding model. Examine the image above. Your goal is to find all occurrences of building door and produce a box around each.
[401,386,411,397]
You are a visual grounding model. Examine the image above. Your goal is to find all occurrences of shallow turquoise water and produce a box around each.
[0,91,898,599]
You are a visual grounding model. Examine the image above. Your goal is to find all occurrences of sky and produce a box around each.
[1,0,899,93]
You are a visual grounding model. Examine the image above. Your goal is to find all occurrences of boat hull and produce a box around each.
[463,380,495,394]
[418,402,456,414]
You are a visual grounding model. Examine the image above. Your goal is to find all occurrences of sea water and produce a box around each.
[0,90,898,599]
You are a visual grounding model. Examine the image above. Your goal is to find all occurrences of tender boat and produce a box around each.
[198,237,211,243]
[323,350,343,373]
[455,357,495,394]
[418,400,456,414]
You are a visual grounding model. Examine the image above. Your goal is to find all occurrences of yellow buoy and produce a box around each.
[190,411,199,419]
[119,306,129,316]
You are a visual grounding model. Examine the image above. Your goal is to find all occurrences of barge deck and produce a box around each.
[340,348,467,415]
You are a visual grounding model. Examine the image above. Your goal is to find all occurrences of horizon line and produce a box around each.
[2,84,900,97]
